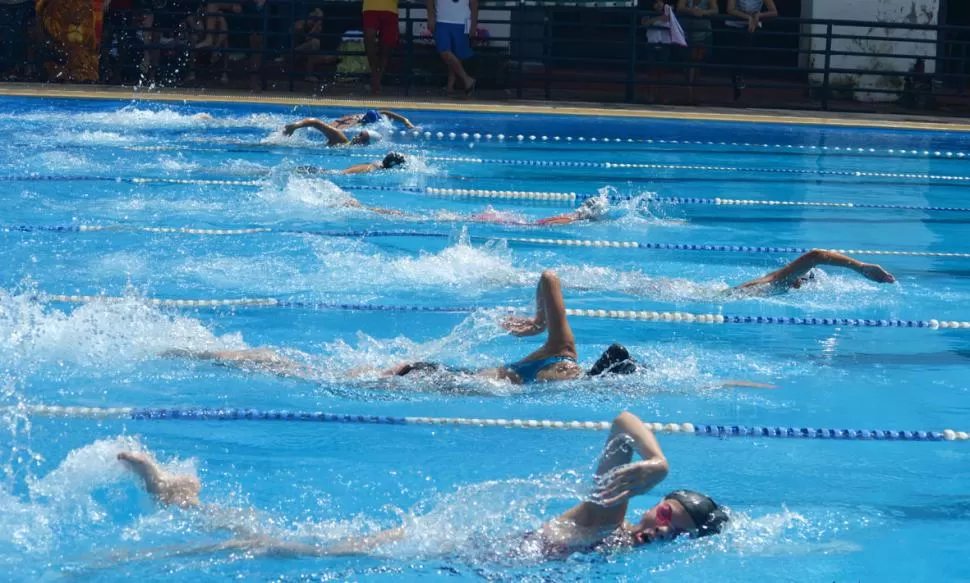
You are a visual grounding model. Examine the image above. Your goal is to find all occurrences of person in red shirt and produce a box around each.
[362,0,399,94]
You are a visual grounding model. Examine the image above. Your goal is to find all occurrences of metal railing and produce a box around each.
[5,0,970,114]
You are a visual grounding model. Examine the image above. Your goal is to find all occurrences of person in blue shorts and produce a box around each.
[426,0,478,96]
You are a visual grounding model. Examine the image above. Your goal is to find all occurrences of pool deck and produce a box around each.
[4,82,970,132]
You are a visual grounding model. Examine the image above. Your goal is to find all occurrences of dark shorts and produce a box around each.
[434,22,472,59]
[362,10,399,47]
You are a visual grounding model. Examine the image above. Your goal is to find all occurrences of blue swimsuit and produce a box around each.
[507,355,578,384]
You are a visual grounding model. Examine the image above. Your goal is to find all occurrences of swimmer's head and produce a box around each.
[587,343,638,376]
[382,152,407,169]
[350,129,382,146]
[575,194,610,221]
[361,109,382,124]
[630,490,728,546]
[791,269,818,289]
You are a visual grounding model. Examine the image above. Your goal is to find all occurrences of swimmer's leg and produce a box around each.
[161,348,310,380]
[118,452,201,508]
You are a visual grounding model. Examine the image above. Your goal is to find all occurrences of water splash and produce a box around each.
[0,288,247,370]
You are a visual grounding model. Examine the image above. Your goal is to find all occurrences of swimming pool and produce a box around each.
[2,93,970,580]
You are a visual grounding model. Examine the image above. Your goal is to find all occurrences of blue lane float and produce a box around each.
[6,405,968,442]
[8,174,970,212]
[35,294,970,330]
[6,224,969,259]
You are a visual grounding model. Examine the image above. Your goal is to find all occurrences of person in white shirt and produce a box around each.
[426,0,478,96]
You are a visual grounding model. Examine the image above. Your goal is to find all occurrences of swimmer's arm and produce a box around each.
[502,271,554,336]
[339,162,381,175]
[379,110,416,129]
[735,249,895,290]
[282,118,349,145]
[534,212,581,226]
[558,412,669,529]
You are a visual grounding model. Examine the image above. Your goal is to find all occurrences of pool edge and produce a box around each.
[3,83,969,132]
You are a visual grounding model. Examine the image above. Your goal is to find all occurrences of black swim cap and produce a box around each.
[587,343,638,376]
[382,152,407,169]
[664,490,729,538]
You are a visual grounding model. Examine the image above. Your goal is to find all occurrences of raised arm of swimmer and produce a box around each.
[283,118,350,146]
[734,249,895,291]
[379,110,416,129]
[559,412,668,530]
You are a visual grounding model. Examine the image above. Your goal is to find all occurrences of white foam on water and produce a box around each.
[28,151,108,173]
[250,174,356,214]
[0,289,248,369]
[0,436,153,555]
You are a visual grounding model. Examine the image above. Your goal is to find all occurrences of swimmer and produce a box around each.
[296,152,409,176]
[165,270,634,385]
[466,195,611,227]
[330,109,417,130]
[115,410,727,559]
[729,249,895,296]
[282,118,382,147]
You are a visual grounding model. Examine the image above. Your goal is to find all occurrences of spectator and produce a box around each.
[676,0,717,102]
[426,0,478,96]
[640,0,685,102]
[187,3,230,83]
[223,0,268,89]
[293,7,336,82]
[362,0,399,94]
[0,0,35,80]
[725,0,777,101]
[138,0,204,84]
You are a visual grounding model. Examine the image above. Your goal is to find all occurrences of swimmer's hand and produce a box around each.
[502,315,545,336]
[282,123,297,137]
[590,461,655,507]
[860,263,896,284]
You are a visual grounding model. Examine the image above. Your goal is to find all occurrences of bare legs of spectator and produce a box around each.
[438,50,474,96]
[139,13,159,84]
[294,37,337,82]
[363,28,390,94]
[248,32,263,91]
[194,13,229,83]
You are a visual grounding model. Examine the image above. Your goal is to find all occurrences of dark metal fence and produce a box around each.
[3,0,969,114]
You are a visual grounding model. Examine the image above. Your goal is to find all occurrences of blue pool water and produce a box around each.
[2,96,970,580]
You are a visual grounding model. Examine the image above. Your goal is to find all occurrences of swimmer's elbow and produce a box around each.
[612,410,642,431]
[540,269,560,284]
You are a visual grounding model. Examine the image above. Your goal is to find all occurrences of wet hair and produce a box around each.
[664,490,729,538]
[587,343,638,376]
[395,362,443,376]
[382,152,407,169]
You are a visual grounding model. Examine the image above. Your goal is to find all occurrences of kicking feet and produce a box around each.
[118,451,201,508]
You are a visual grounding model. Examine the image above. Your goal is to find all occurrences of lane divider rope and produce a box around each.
[38,294,970,329]
[127,137,970,161]
[390,130,970,161]
[7,225,969,258]
[6,405,968,442]
[345,153,970,183]
[7,174,969,211]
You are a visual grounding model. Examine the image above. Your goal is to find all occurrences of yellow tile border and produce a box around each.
[2,85,969,132]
